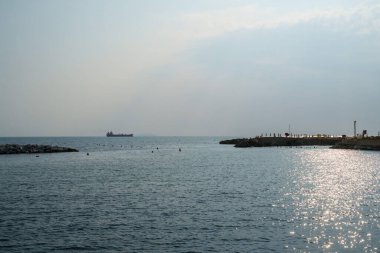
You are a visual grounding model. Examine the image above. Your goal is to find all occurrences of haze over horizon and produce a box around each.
[1,0,380,137]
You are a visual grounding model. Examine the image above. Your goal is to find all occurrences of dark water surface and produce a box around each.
[0,137,379,252]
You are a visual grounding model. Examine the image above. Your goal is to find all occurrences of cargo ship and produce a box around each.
[106,131,133,137]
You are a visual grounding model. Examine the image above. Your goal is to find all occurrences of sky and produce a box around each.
[1,0,380,137]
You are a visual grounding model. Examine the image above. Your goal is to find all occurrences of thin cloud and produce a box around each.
[105,3,380,83]
[179,4,380,40]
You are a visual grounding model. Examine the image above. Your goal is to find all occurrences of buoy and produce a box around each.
[179,148,181,152]
[87,153,89,156]
[152,150,154,153]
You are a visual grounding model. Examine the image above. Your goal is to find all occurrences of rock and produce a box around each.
[235,138,260,148]
[219,138,247,145]
[0,144,79,154]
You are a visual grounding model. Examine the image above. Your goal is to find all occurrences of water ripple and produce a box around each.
[0,137,379,252]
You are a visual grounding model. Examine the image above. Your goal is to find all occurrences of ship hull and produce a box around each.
[107,134,133,137]
[106,131,133,137]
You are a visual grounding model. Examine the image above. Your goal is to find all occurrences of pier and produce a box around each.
[220,136,380,150]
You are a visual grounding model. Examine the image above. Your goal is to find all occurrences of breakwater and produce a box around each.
[0,144,79,154]
[220,137,342,148]
[331,137,380,151]
[221,136,380,150]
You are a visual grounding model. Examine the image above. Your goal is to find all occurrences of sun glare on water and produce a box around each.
[285,149,380,252]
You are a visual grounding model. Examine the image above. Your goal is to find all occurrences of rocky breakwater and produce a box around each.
[220,137,342,148]
[0,144,79,154]
[331,137,380,151]
[219,138,247,145]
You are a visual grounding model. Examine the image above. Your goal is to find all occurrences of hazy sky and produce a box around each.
[1,0,379,136]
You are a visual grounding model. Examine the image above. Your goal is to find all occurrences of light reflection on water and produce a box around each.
[0,138,379,252]
[287,149,380,252]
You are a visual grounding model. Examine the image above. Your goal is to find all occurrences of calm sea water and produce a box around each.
[0,137,379,252]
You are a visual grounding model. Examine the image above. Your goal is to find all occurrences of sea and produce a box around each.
[0,136,379,252]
